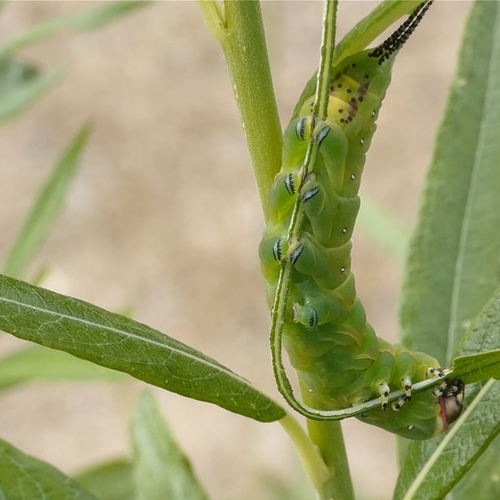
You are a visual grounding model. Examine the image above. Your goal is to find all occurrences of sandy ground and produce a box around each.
[0,2,471,499]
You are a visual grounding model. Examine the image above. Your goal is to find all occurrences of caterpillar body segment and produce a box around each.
[259,1,464,439]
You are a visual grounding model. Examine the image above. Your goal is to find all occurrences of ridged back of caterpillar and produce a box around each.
[298,49,395,201]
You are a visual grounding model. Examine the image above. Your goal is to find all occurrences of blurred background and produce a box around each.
[0,1,471,499]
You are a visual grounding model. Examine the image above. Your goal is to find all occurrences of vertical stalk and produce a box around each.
[301,384,355,500]
[198,0,282,220]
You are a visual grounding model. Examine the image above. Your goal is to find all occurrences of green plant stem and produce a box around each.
[301,383,355,500]
[197,0,282,220]
[279,413,332,496]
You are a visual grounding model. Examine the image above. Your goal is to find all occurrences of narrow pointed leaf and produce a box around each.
[0,345,126,391]
[76,460,134,500]
[0,57,38,94]
[396,2,500,498]
[0,67,65,125]
[0,274,285,422]
[0,1,150,57]
[2,124,92,279]
[357,194,409,265]
[131,391,209,500]
[0,437,97,499]
[396,283,500,500]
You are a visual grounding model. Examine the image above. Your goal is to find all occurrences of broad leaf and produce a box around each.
[0,274,285,423]
[396,1,500,498]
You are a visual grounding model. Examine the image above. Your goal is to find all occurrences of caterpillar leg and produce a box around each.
[378,367,447,412]
[378,382,390,410]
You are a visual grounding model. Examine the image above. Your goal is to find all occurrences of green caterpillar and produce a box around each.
[259,0,464,440]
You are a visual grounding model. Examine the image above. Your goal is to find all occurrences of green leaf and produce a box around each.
[76,460,134,500]
[130,391,209,500]
[2,124,92,279]
[0,274,286,423]
[396,1,500,498]
[0,437,97,499]
[0,344,126,391]
[452,351,500,384]
[395,380,500,500]
[357,194,410,265]
[399,0,500,366]
[0,1,150,57]
[0,57,38,94]
[0,66,66,125]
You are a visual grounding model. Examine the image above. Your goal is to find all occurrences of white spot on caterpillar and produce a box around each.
[342,228,347,233]
[340,267,346,273]
[360,138,365,145]
[372,110,376,117]
[350,174,356,180]
[407,425,414,431]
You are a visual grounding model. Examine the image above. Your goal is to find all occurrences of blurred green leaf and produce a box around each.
[0,437,97,499]
[357,194,410,265]
[399,0,500,367]
[131,391,209,500]
[76,460,134,500]
[0,1,150,57]
[0,274,286,423]
[0,66,65,125]
[2,124,92,279]
[0,57,38,93]
[396,1,500,498]
[0,344,127,391]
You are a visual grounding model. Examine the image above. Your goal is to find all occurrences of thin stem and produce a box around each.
[301,383,355,500]
[279,413,332,494]
[198,0,282,220]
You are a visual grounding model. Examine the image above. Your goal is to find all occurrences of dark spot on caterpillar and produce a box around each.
[296,117,308,141]
[289,244,304,265]
[347,116,353,122]
[364,74,369,79]
[338,108,344,113]
[352,63,357,68]
[301,186,320,202]
[361,413,368,418]
[358,96,364,102]
[272,239,282,261]
[337,83,342,89]
[346,88,352,93]
[285,173,296,195]
[315,125,330,146]
[351,98,357,104]
[309,308,318,328]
